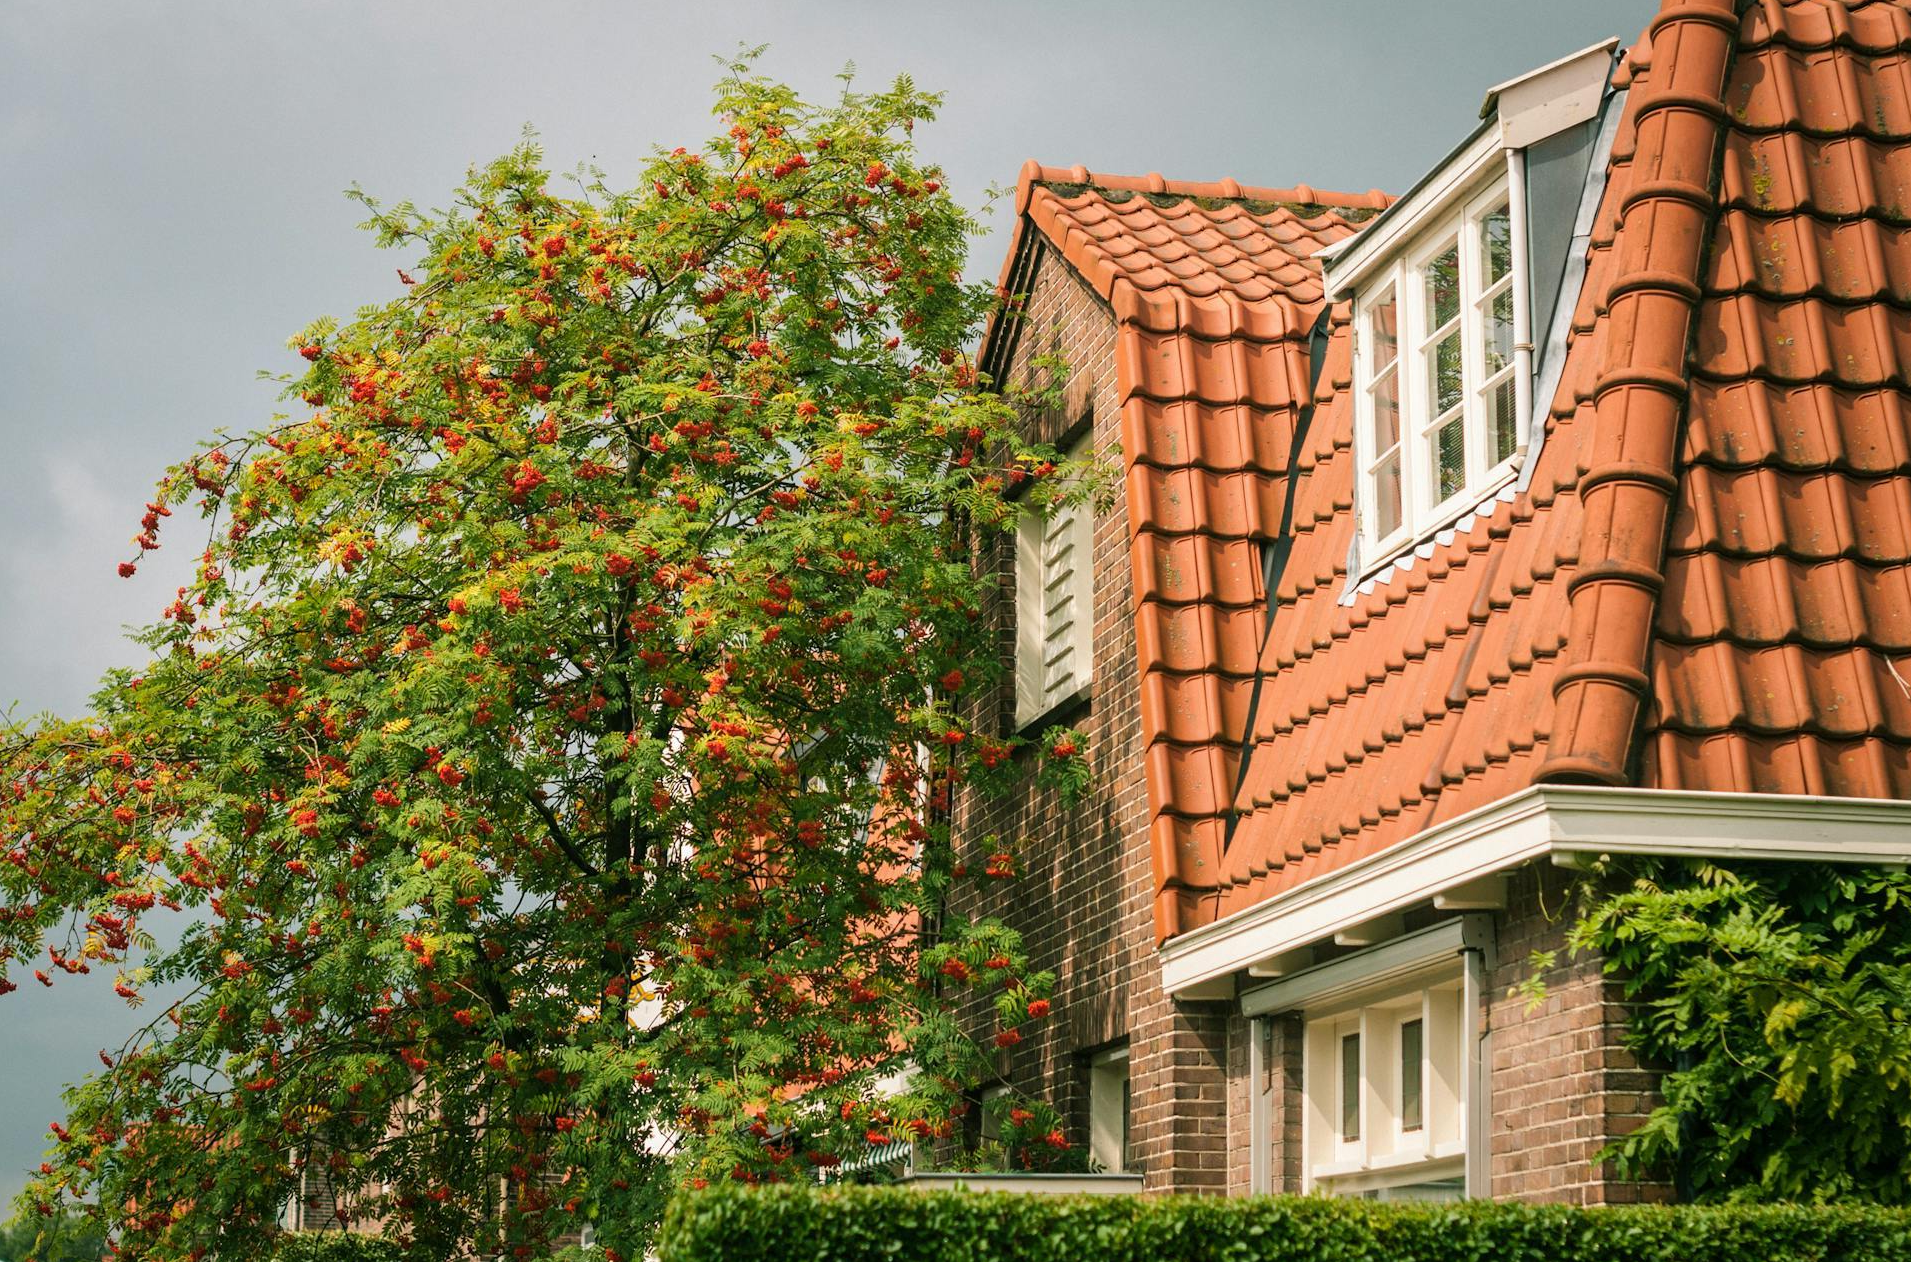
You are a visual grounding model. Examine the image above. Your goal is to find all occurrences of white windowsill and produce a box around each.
[1311,1152,1466,1185]
[1351,459,1522,590]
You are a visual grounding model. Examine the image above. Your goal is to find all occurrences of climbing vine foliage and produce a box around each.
[0,62,1090,1262]
[1572,860,1911,1203]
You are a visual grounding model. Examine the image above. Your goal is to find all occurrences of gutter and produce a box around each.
[1161,784,1911,997]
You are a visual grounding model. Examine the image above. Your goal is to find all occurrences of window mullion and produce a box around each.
[1459,204,1484,493]
[1356,299,1377,550]
[1402,257,1429,533]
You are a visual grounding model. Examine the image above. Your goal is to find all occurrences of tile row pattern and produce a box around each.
[990,0,1911,943]
[1646,0,1911,796]
[1219,0,1745,921]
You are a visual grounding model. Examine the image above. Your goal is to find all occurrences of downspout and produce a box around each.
[1506,146,1534,451]
[1247,1015,1273,1194]
[1461,940,1493,1198]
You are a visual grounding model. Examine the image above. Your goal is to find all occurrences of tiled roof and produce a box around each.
[984,163,1390,943]
[1220,0,1741,926]
[1645,0,1911,797]
[990,0,1911,945]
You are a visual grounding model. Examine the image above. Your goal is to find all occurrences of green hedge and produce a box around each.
[271,1234,401,1262]
[660,1184,1911,1262]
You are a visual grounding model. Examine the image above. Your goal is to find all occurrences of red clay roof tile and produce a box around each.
[1645,2,1911,802]
[982,0,1911,945]
[1216,0,1740,929]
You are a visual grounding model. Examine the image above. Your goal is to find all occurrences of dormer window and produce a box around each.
[1325,37,1622,577]
[1355,179,1523,555]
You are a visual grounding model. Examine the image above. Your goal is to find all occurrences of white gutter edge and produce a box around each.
[1159,785,1911,996]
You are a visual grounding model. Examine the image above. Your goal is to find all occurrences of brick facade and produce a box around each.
[1484,866,1667,1204]
[952,245,1663,1204]
[950,241,1230,1194]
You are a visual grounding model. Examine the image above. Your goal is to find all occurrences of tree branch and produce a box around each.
[527,790,600,878]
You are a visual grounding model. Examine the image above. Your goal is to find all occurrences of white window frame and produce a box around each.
[1352,169,1528,570]
[1301,972,1470,1200]
[1086,1044,1131,1173]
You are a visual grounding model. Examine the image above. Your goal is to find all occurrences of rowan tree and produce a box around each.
[0,61,1090,1262]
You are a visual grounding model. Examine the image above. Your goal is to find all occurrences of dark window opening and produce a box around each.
[1400,1018,1424,1132]
[1339,1032,1361,1142]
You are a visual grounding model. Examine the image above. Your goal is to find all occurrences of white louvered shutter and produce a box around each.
[1014,437,1095,727]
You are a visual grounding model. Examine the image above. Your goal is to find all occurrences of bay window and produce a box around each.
[1241,918,1490,1200]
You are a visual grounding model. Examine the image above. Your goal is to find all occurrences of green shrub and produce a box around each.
[1568,861,1911,1201]
[660,1184,1911,1262]
[270,1234,402,1262]
[532,1248,595,1262]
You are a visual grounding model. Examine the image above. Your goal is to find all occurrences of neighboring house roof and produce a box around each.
[982,163,1390,942]
[983,0,1911,944]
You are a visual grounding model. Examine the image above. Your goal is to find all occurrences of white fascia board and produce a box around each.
[1159,786,1911,997]
[1239,916,1491,1018]
[1319,124,1503,301]
[1483,38,1619,148]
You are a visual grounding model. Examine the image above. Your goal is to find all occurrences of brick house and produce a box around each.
[951,0,1911,1203]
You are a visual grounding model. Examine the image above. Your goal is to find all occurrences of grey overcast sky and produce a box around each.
[0,0,1656,1211]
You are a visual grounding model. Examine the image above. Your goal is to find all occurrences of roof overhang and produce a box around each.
[1160,786,1911,998]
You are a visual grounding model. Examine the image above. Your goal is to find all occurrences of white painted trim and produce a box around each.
[1247,1016,1273,1194]
[898,1172,1146,1196]
[1461,942,1489,1198]
[1240,917,1490,1017]
[1323,124,1503,301]
[1483,37,1619,149]
[1160,786,1911,996]
[1346,175,1525,586]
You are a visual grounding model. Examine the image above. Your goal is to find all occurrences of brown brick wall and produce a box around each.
[950,241,1229,1194]
[1487,864,1668,1203]
[1224,1014,1252,1192]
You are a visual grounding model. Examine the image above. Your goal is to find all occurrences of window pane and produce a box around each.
[1425,242,1459,329]
[1488,376,1519,466]
[1340,1033,1361,1141]
[1433,416,1465,502]
[1372,450,1402,539]
[1483,284,1514,375]
[1372,366,1400,451]
[1428,329,1462,417]
[1372,292,1398,370]
[1400,1019,1424,1132]
[1482,204,1512,285]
